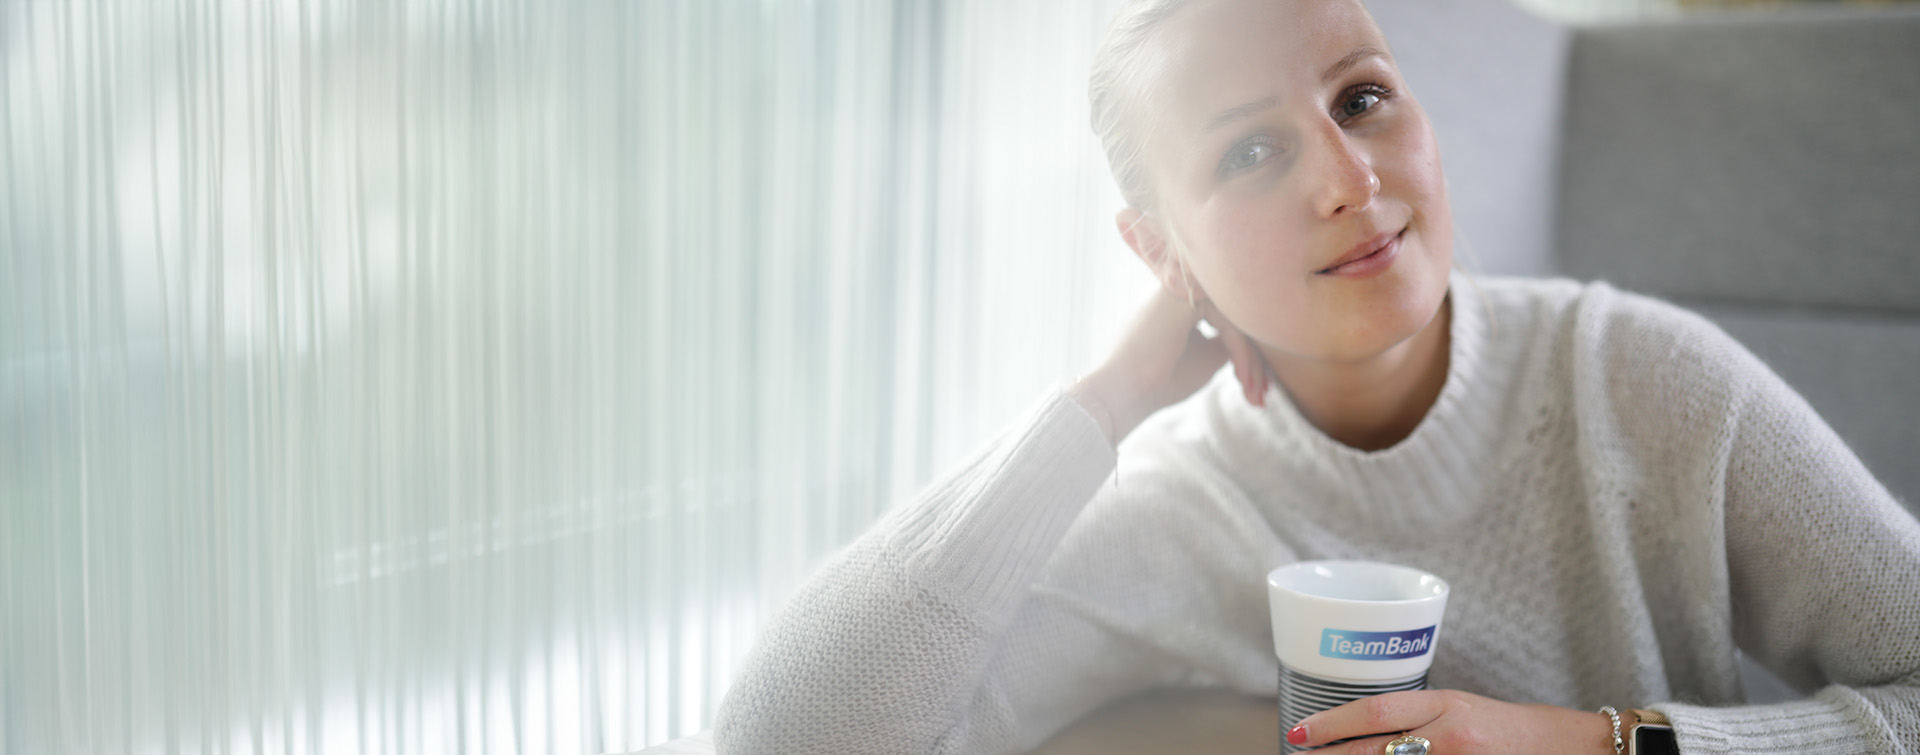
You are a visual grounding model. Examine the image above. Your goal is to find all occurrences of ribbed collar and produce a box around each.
[1199,271,1517,528]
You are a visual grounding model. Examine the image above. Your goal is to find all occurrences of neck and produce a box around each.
[1260,295,1452,452]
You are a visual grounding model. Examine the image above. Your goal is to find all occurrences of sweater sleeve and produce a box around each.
[1655,334,1920,754]
[711,387,1178,755]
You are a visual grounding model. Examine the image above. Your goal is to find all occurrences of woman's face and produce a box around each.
[1133,0,1453,364]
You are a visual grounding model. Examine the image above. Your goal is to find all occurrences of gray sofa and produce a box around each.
[1375,0,1920,516]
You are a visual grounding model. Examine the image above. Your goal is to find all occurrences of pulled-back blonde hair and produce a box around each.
[1087,0,1196,214]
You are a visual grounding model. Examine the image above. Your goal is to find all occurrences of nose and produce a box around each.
[1312,126,1380,218]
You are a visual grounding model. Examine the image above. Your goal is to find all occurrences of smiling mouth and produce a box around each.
[1317,229,1405,276]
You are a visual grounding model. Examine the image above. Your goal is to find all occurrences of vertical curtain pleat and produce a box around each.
[2,0,1154,752]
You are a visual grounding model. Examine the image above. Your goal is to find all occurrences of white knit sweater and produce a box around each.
[713,277,1920,755]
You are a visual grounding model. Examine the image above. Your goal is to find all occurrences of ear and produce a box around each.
[1115,207,1204,301]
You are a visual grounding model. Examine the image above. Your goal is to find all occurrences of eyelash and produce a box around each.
[1334,82,1393,124]
[1215,82,1395,178]
[1217,136,1278,177]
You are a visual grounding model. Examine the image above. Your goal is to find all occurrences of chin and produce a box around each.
[1314,263,1450,362]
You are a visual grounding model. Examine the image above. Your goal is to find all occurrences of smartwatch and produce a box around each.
[1627,709,1678,755]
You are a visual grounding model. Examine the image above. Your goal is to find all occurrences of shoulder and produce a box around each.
[1475,281,1833,536]
[1467,276,1795,477]
[1474,275,1722,343]
[1473,275,1765,390]
[1573,280,1771,405]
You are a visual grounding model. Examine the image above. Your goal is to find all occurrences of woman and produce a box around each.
[713,0,1920,753]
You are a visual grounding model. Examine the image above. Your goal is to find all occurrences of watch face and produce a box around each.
[1632,725,1679,755]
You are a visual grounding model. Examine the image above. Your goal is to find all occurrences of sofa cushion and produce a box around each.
[1557,9,1920,313]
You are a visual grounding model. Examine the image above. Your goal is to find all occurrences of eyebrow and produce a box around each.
[1202,46,1388,133]
[1321,46,1385,86]
[1204,96,1278,132]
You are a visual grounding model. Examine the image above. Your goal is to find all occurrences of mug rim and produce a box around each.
[1267,559,1450,606]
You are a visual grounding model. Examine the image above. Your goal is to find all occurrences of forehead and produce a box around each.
[1143,0,1387,131]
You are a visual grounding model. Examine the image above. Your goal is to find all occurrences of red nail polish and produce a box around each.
[1286,724,1308,745]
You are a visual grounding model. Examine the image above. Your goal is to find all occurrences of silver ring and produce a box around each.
[1384,734,1431,755]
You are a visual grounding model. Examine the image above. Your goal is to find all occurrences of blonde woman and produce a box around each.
[714,0,1920,753]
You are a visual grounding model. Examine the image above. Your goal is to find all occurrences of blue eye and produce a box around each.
[1336,85,1391,122]
[1220,137,1278,176]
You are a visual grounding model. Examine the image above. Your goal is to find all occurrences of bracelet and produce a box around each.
[1598,706,1625,755]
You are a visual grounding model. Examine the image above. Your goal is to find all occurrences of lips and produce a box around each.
[1317,229,1405,276]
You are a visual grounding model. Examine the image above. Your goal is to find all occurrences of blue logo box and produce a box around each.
[1320,626,1436,660]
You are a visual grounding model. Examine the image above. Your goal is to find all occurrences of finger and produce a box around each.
[1101,287,1206,394]
[1223,332,1255,405]
[1193,304,1243,401]
[1316,732,1405,755]
[1248,333,1274,405]
[1289,691,1449,750]
[1163,322,1230,401]
[1146,284,1207,333]
[1221,326,1260,407]
[1112,287,1200,360]
[1201,304,1264,407]
[1190,299,1251,397]
[1233,351,1253,406]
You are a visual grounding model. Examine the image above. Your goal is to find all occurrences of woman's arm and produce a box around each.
[713,289,1270,754]
[1657,339,1920,754]
[711,388,1127,755]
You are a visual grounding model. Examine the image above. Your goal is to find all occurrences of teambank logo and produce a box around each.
[1320,626,1436,661]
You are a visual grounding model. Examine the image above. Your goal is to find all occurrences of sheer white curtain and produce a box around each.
[2,0,1149,753]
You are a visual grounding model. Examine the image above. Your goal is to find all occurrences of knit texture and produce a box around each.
[712,276,1920,755]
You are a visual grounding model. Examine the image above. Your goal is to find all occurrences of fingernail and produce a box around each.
[1286,724,1308,746]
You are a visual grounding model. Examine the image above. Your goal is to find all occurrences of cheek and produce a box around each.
[1184,203,1311,297]
[1387,115,1449,219]
[1176,201,1322,342]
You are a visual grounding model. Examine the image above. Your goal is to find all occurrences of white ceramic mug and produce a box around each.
[1267,561,1450,751]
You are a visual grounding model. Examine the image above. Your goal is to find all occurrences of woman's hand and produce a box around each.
[1285,690,1618,755]
[1073,286,1271,445]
